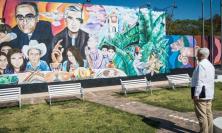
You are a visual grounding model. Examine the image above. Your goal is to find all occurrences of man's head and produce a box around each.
[197,48,209,61]
[28,48,41,66]
[64,5,82,34]
[22,40,47,65]
[15,2,39,34]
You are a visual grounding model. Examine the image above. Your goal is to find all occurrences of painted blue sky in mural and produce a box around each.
[42,0,220,20]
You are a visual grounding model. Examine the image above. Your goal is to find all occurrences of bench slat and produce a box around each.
[49,87,81,92]
[0,97,19,101]
[48,93,79,98]
[0,89,20,93]
[123,83,149,88]
[49,90,81,95]
[0,91,20,95]
[49,84,81,87]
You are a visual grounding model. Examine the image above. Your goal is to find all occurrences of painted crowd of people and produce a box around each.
[0,2,118,75]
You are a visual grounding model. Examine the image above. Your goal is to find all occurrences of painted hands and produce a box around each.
[51,39,64,63]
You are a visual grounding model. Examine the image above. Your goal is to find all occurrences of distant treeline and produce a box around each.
[166,14,221,36]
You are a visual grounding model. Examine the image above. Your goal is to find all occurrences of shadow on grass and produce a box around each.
[44,96,83,106]
[0,127,10,133]
[113,86,176,97]
[113,90,152,97]
[140,115,198,133]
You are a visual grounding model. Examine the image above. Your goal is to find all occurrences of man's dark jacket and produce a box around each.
[11,21,53,63]
[52,27,89,61]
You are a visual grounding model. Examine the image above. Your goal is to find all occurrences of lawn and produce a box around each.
[126,82,222,112]
[0,100,158,133]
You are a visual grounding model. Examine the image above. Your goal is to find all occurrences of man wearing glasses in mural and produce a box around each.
[51,5,89,64]
[11,2,53,63]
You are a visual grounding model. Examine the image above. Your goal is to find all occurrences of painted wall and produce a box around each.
[0,0,221,85]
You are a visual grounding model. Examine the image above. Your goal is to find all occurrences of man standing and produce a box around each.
[191,48,215,133]
[51,5,89,63]
[11,2,53,63]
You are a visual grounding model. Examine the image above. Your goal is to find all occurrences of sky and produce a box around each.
[42,0,220,20]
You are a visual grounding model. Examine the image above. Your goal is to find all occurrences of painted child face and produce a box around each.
[0,55,8,69]
[1,46,12,54]
[108,49,115,60]
[10,53,23,69]
[67,50,77,64]
[101,47,108,57]
[28,48,41,65]
[16,4,38,34]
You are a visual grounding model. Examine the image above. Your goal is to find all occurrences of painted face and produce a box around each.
[66,11,81,33]
[101,47,108,57]
[10,53,23,69]
[28,48,41,65]
[87,37,98,50]
[108,49,115,60]
[1,46,12,54]
[16,4,38,34]
[135,52,142,60]
[0,55,8,69]
[96,10,106,24]
[67,50,77,64]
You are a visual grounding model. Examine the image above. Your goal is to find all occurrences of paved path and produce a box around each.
[85,88,222,133]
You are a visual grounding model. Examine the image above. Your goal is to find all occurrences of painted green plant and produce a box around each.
[138,9,170,74]
[100,8,169,76]
[100,24,139,75]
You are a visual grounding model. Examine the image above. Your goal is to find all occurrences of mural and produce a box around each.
[0,1,221,85]
[0,1,168,84]
[213,36,221,65]
[167,35,196,69]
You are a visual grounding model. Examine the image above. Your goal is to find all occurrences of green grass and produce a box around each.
[0,100,158,133]
[125,82,222,112]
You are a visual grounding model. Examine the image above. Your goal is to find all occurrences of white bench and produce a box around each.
[166,74,191,89]
[48,83,84,105]
[0,87,21,108]
[120,77,152,96]
[213,117,222,133]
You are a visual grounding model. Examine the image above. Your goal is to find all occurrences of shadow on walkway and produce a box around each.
[140,115,198,133]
